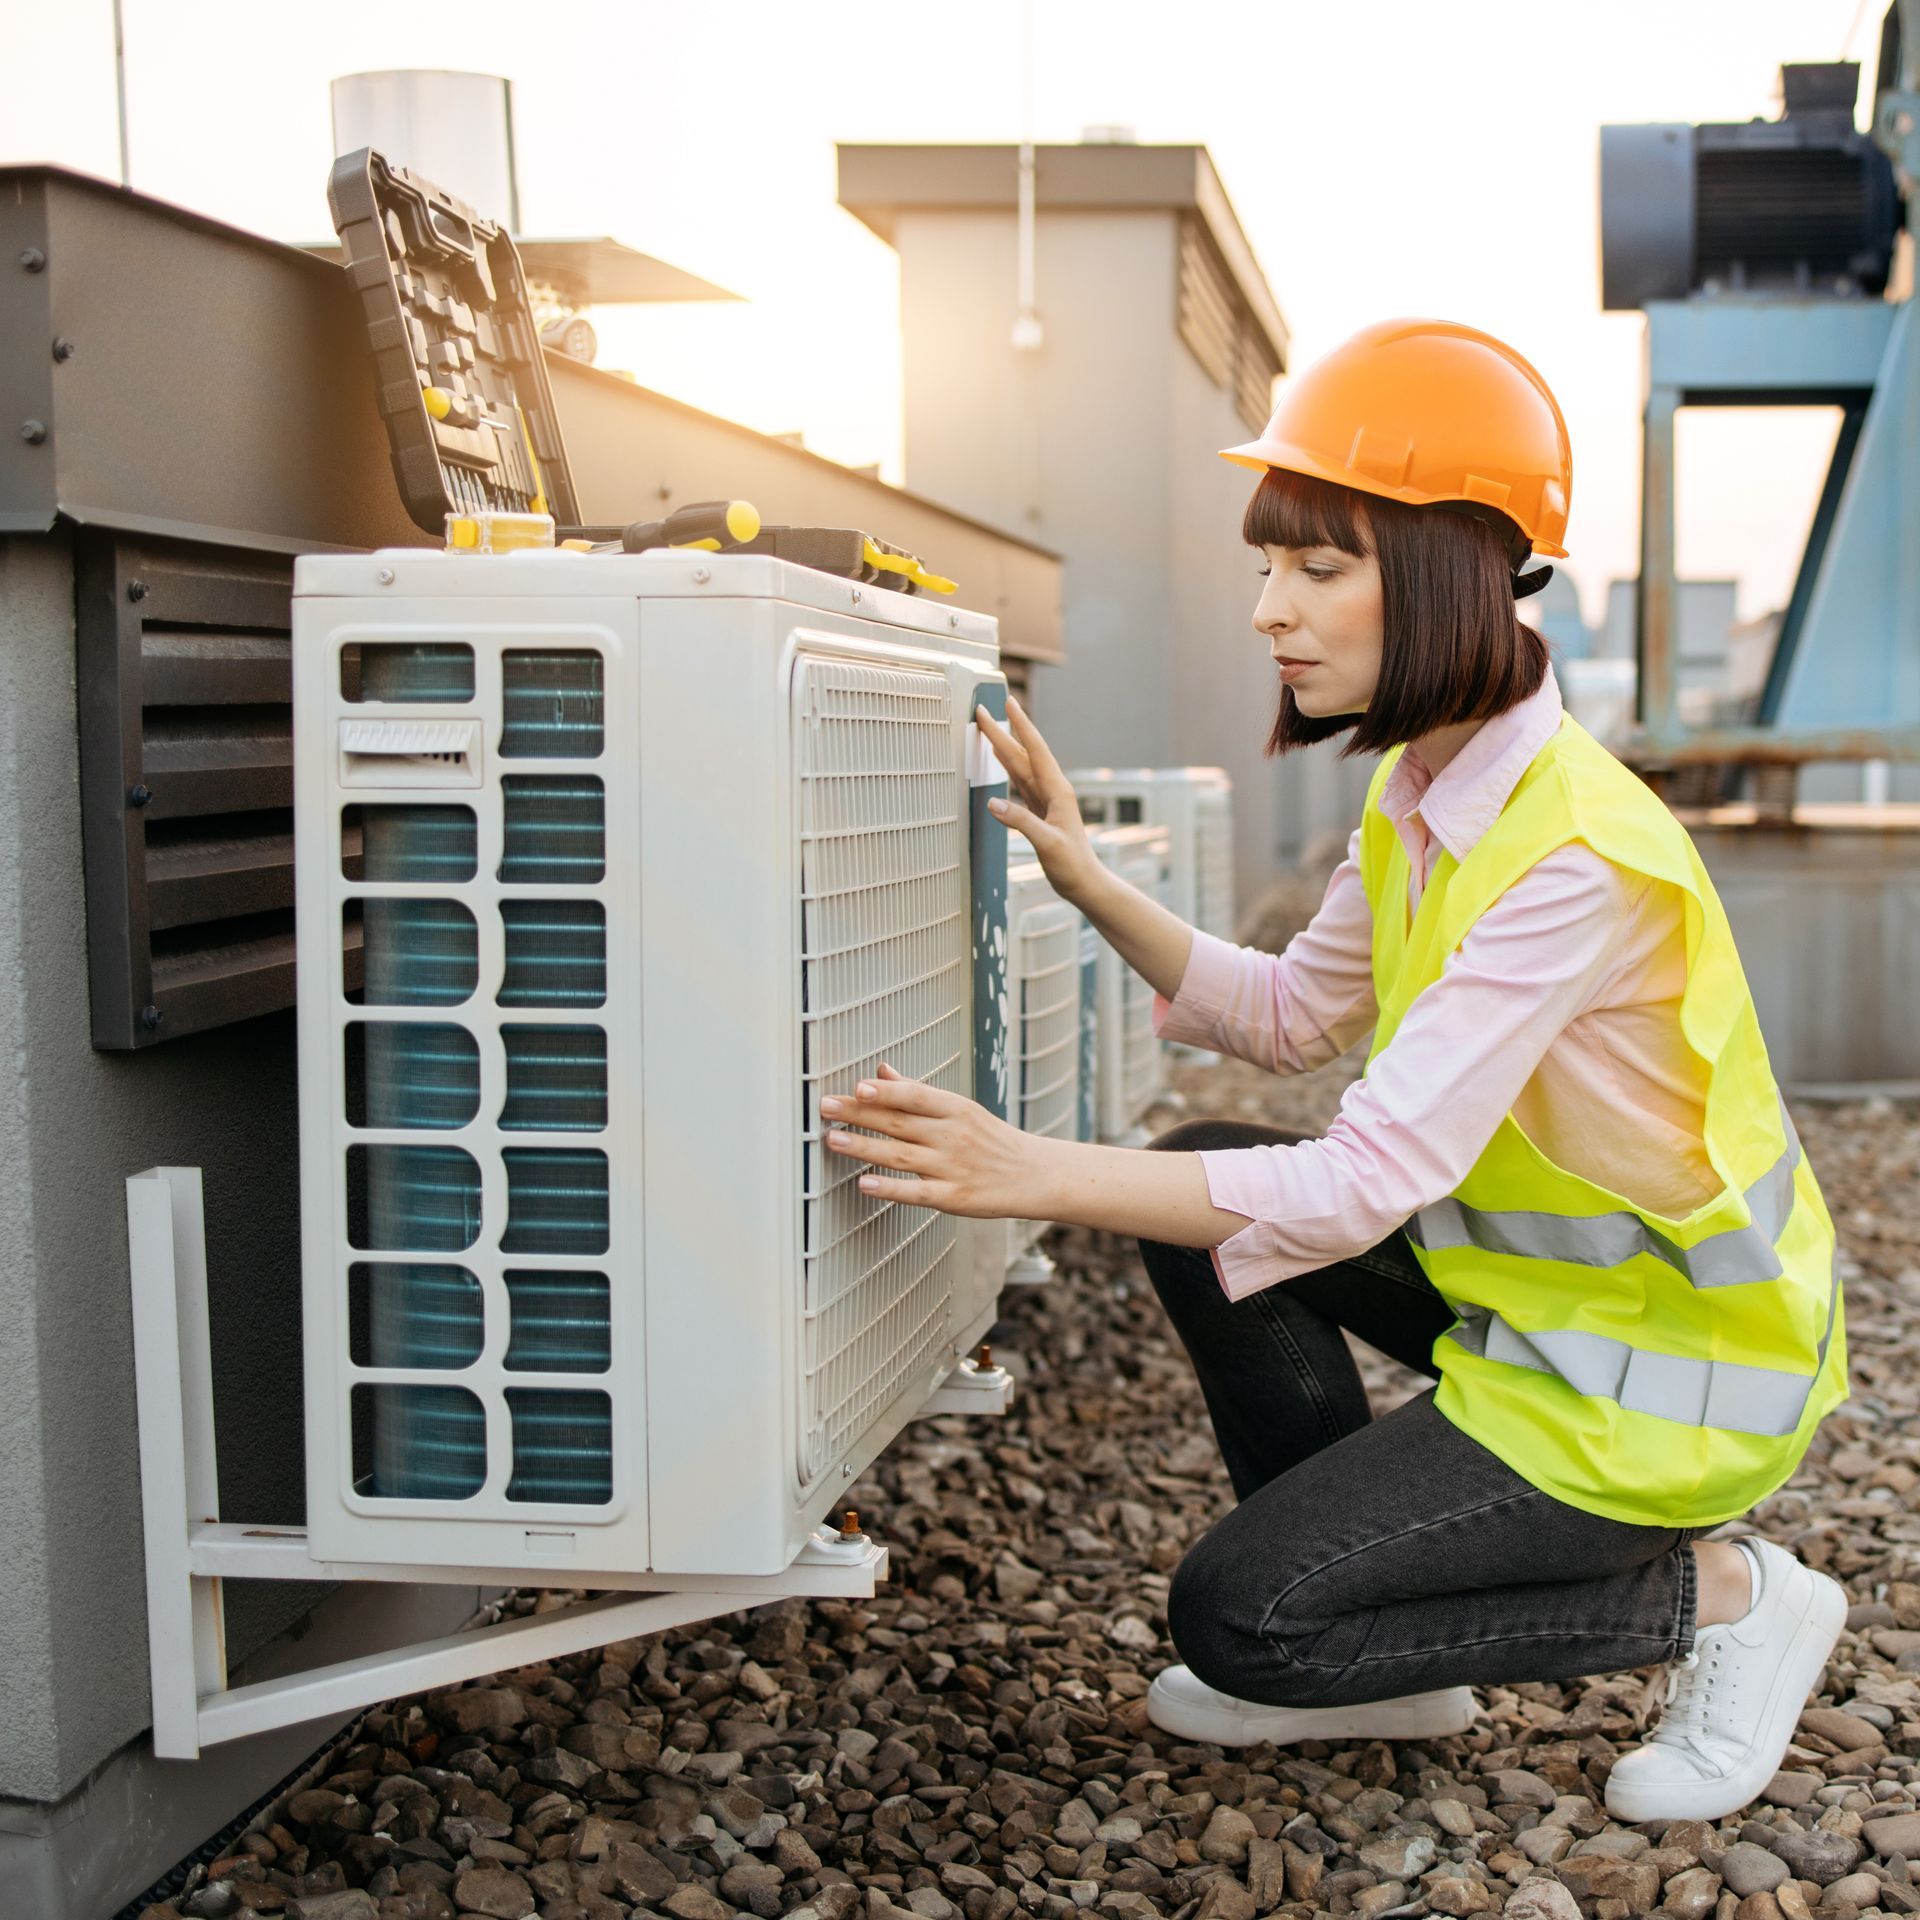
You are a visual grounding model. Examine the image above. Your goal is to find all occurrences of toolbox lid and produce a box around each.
[327,147,580,535]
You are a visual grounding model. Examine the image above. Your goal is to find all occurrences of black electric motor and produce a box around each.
[1600,62,1902,310]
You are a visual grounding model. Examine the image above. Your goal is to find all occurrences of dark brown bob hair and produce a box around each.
[1244,465,1550,758]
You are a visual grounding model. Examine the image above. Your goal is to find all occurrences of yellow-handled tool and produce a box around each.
[620,499,761,555]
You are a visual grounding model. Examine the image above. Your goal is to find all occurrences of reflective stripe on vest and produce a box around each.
[1443,1269,1839,1439]
[1408,1098,1803,1291]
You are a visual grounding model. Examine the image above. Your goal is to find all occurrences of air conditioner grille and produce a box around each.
[1016,900,1081,1141]
[1118,847,1167,1114]
[796,659,964,1488]
[1195,790,1235,941]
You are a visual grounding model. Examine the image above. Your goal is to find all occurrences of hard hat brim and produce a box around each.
[1220,438,1569,560]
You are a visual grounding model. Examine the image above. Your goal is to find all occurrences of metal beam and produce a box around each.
[185,1523,888,1596]
[1621,726,1920,768]
[1645,298,1893,398]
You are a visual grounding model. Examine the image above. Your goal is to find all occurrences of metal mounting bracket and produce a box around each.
[914,1352,1015,1417]
[127,1168,889,1761]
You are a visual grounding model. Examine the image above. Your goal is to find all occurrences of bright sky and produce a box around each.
[5,0,1884,627]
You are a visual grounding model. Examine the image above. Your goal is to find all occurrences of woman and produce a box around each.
[822,318,1848,1824]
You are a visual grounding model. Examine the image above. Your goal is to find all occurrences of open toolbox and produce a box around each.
[327,147,953,592]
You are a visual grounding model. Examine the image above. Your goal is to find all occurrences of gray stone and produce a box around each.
[1350,1885,1408,1920]
[1720,1845,1791,1897]
[1054,1799,1099,1848]
[1190,1884,1261,1920]
[1868,1815,1920,1859]
[530,1747,597,1790]
[1824,1871,1885,1910]
[903,1891,957,1920]
[1769,1826,1863,1885]
[1763,1772,1824,1810]
[285,1897,378,1920]
[1487,1770,1557,1809]
[451,1867,536,1919]
[1502,1882,1583,1920]
[1430,1798,1478,1838]
[772,1829,822,1877]
[435,1687,527,1733]
[608,1843,679,1903]
[664,1885,738,1920]
[1574,1830,1651,1861]
[1199,1805,1256,1865]
[1427,1880,1499,1917]
[1516,1827,1573,1867]
[1357,1831,1436,1882]
[1799,1709,1886,1753]
[1660,1867,1723,1920]
[1246,1836,1288,1910]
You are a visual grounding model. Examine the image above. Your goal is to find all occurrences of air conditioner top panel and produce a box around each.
[293,549,999,652]
[1089,824,1171,854]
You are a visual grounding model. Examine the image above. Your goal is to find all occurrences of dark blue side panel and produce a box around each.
[969,680,1010,1122]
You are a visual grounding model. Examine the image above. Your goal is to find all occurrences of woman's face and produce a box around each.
[1252,542,1384,718]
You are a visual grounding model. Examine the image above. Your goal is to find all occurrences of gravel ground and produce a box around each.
[145,1051,1920,1920]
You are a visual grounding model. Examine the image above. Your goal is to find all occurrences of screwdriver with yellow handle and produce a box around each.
[620,499,761,554]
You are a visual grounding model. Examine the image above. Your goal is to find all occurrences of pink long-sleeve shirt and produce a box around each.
[1154,669,1723,1301]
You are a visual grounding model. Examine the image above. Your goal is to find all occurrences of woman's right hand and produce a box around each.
[976,696,1101,905]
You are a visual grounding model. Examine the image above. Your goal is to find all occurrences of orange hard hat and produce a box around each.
[1221,318,1572,559]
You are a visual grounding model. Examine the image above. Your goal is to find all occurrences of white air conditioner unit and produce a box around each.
[1069,768,1235,940]
[1087,823,1171,1146]
[293,548,1012,1578]
[1072,769,1233,1067]
[1004,858,1083,1284]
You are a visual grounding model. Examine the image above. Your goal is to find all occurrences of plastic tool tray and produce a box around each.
[329,146,953,592]
[329,147,581,533]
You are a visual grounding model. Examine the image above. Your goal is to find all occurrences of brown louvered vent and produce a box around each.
[1177,215,1238,389]
[1178,214,1281,436]
[76,530,358,1047]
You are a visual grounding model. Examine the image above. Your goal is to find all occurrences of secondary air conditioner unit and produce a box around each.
[1004,858,1084,1284]
[1088,823,1171,1146]
[1073,769,1233,1069]
[1070,768,1235,941]
[293,547,1013,1578]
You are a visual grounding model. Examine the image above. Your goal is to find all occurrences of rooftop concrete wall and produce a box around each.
[0,531,317,1801]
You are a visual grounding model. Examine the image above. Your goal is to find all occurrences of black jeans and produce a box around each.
[1141,1119,1698,1709]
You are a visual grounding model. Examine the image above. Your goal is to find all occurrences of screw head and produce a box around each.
[851,587,863,604]
[127,783,152,809]
[949,612,960,628]
[138,1004,164,1032]
[691,565,711,584]
[126,579,148,602]
[841,1462,854,1478]
[18,247,45,273]
[51,337,74,362]
[19,419,46,445]
[375,566,395,586]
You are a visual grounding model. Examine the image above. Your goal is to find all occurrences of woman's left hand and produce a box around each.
[822,1064,1048,1219]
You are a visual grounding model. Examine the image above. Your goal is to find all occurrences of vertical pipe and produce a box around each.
[1639,386,1680,740]
[113,0,132,186]
[1011,0,1043,354]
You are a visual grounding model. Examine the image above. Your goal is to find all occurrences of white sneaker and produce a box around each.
[1146,1664,1479,1746]
[1605,1536,1847,1824]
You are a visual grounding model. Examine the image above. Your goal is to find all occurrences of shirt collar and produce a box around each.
[1376,670,1565,866]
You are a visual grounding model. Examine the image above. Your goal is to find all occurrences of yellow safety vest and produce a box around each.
[1359,714,1846,1528]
